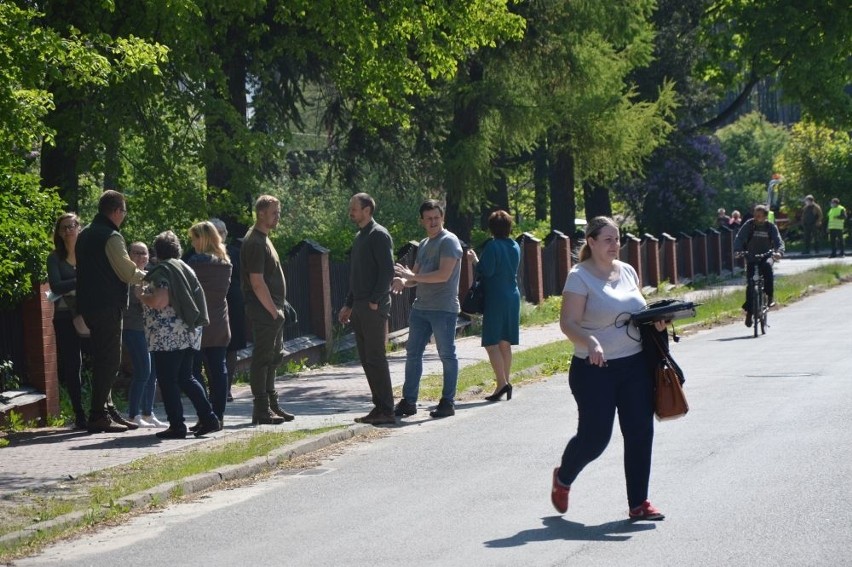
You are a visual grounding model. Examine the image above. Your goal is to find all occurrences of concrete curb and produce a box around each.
[0,425,372,550]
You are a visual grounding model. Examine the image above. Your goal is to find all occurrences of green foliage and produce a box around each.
[698,0,852,128]
[0,360,20,391]
[778,121,852,208]
[713,112,789,217]
[0,174,64,307]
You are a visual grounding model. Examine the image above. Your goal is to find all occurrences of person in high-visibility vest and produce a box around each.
[826,197,847,258]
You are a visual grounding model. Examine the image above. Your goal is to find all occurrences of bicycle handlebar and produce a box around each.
[735,250,778,262]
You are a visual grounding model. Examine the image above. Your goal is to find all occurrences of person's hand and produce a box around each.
[773,252,782,261]
[653,320,669,332]
[391,277,406,295]
[338,306,352,325]
[467,249,478,264]
[274,308,285,321]
[368,302,378,311]
[586,337,606,367]
[394,263,414,279]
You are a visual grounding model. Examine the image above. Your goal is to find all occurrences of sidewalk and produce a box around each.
[1,253,849,499]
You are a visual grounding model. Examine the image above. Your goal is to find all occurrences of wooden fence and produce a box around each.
[1,225,742,424]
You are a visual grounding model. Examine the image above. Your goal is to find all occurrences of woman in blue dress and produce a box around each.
[474,210,521,401]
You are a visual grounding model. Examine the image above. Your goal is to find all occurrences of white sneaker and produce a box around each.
[144,414,166,428]
[133,415,155,428]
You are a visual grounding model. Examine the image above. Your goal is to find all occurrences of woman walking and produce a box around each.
[551,216,667,521]
[474,210,520,401]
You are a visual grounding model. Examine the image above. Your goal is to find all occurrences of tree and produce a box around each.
[698,0,852,130]
[778,121,852,209]
[0,2,164,305]
[713,111,789,216]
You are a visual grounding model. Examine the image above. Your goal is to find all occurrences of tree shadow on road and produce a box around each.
[483,516,656,548]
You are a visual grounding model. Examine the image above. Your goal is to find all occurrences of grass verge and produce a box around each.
[0,427,342,562]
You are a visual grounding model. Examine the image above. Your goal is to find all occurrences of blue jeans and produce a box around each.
[558,352,655,509]
[123,329,157,417]
[194,346,228,421]
[402,309,459,403]
[152,348,216,431]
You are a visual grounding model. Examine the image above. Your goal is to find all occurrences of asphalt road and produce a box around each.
[15,277,852,567]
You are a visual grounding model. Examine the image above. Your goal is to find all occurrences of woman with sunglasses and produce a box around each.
[47,213,87,429]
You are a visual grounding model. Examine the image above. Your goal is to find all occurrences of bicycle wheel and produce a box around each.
[751,280,761,338]
[760,290,768,335]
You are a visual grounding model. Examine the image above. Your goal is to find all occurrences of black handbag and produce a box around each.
[461,277,485,314]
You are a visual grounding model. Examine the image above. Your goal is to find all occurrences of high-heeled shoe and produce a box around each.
[484,383,513,401]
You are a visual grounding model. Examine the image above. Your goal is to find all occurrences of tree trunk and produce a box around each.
[533,143,549,222]
[549,147,576,235]
[103,123,121,191]
[205,25,250,214]
[480,167,510,229]
[583,178,612,219]
[40,98,82,210]
[443,58,484,245]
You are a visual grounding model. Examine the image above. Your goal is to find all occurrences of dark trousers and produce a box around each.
[743,259,774,314]
[351,301,394,414]
[558,352,655,509]
[802,224,820,254]
[153,348,216,431]
[194,346,228,421]
[53,313,85,418]
[246,303,285,397]
[829,229,845,256]
[82,308,123,419]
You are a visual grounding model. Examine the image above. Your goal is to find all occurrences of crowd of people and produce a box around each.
[47,190,263,438]
[47,192,525,438]
[56,191,843,519]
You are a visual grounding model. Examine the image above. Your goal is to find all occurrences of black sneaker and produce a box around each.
[429,398,455,418]
[745,313,752,327]
[394,399,417,417]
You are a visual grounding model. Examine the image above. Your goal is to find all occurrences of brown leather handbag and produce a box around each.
[649,331,688,421]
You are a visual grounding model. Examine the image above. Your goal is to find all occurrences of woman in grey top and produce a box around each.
[551,216,668,521]
[46,213,87,429]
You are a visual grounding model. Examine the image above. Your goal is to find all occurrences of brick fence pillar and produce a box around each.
[661,233,678,286]
[643,234,661,287]
[22,282,57,422]
[518,233,544,305]
[624,234,643,285]
[306,242,333,346]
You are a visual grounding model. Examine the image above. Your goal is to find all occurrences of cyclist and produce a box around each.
[733,204,785,327]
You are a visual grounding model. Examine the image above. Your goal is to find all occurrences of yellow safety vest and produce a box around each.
[827,205,846,231]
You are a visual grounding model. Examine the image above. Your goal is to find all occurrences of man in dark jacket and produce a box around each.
[733,204,785,327]
[76,190,146,433]
[801,195,823,255]
[338,193,396,425]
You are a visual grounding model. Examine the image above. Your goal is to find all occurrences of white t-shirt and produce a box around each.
[563,260,646,360]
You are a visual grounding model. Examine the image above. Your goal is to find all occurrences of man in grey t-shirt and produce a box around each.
[392,199,462,419]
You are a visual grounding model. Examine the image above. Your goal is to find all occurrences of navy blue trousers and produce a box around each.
[558,351,655,509]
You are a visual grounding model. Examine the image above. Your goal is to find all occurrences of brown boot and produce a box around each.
[268,391,295,422]
[252,395,285,425]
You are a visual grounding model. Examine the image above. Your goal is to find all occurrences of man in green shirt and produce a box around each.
[241,195,294,425]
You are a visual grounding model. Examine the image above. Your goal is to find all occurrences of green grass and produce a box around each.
[0,428,341,561]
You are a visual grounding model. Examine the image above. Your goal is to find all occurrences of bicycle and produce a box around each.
[737,251,775,337]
